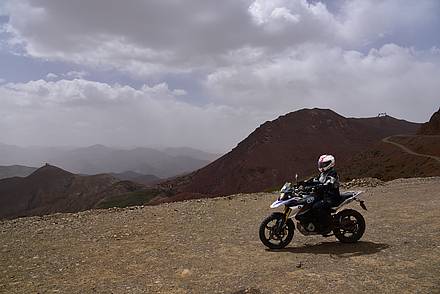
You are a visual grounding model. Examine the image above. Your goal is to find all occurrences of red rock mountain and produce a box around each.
[158,108,419,201]
[418,107,440,135]
[0,165,146,219]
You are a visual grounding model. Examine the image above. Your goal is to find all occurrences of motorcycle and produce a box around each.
[259,181,367,249]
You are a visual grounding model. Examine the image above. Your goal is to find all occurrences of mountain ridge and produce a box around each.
[0,144,216,178]
[156,108,420,201]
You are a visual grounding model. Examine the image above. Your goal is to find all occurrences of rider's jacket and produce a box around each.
[303,168,341,203]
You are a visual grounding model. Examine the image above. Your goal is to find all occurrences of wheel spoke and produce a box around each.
[259,214,294,249]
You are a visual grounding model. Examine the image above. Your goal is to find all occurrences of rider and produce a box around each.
[301,154,341,233]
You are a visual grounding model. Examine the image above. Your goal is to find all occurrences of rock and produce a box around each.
[180,269,192,278]
[341,177,384,189]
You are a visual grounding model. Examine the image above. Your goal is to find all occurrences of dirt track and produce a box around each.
[383,136,440,163]
[1,177,440,293]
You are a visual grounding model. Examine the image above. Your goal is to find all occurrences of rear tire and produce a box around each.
[333,209,365,243]
[259,212,294,249]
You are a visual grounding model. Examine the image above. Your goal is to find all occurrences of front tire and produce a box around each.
[333,209,366,243]
[259,212,294,249]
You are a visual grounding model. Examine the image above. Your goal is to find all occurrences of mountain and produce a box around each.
[163,147,221,162]
[0,144,213,178]
[0,165,37,179]
[47,145,211,178]
[0,165,153,219]
[156,108,420,201]
[418,107,440,135]
[110,171,160,185]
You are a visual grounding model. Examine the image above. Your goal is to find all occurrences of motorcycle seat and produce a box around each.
[340,191,357,200]
[332,192,357,207]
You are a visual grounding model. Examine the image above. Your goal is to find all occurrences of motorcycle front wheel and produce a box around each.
[259,212,294,249]
[333,209,366,243]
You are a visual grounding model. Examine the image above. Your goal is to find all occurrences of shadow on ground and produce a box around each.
[267,241,389,258]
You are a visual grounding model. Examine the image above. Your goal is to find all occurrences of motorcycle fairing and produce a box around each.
[270,198,300,208]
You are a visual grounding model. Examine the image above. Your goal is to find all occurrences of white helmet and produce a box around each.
[318,154,335,172]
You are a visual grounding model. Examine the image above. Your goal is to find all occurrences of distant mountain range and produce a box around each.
[0,165,37,179]
[0,144,219,178]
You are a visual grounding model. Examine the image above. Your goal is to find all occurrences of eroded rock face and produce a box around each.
[418,107,440,135]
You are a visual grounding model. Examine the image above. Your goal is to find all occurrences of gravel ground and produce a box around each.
[1,177,440,293]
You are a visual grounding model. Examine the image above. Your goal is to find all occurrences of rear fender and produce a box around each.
[335,191,366,211]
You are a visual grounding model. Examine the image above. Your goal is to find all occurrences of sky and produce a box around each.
[0,0,439,152]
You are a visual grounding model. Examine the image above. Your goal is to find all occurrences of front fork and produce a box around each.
[276,207,292,234]
[283,206,292,221]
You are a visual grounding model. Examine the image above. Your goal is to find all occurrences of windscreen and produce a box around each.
[280,182,291,192]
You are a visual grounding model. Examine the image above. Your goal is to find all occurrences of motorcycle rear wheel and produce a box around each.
[333,209,366,243]
[259,212,295,249]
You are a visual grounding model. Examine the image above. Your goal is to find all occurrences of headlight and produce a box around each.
[279,193,288,200]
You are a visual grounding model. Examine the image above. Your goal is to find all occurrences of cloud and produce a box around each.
[0,79,265,151]
[5,0,438,77]
[65,70,88,79]
[46,73,58,80]
[205,43,440,122]
[338,0,440,48]
[1,0,439,151]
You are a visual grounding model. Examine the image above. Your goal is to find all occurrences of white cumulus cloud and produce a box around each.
[205,43,440,122]
[0,79,265,151]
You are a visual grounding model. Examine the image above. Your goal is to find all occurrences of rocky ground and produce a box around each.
[1,177,440,293]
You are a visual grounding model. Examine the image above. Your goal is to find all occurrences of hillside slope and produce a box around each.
[160,108,419,200]
[0,165,152,219]
[340,107,440,181]
[340,136,440,181]
[110,171,161,185]
[418,107,440,135]
[388,135,440,157]
[1,177,439,293]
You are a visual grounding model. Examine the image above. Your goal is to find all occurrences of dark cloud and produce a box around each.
[1,0,439,150]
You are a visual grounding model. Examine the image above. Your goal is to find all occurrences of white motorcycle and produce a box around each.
[259,182,367,249]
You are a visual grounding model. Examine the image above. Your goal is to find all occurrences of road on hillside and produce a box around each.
[382,136,440,163]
